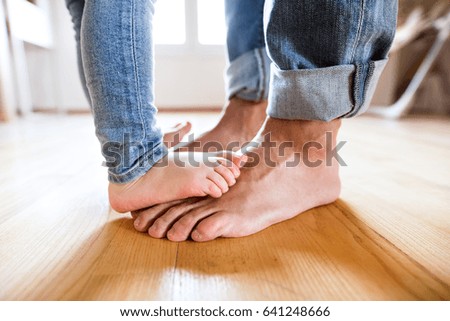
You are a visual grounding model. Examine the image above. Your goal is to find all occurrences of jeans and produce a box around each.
[66,0,167,183]
[65,0,397,183]
[227,0,397,120]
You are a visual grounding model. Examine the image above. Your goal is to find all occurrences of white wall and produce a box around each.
[25,0,87,110]
[155,54,226,108]
[26,2,226,111]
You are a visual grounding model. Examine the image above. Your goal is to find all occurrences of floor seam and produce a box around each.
[334,201,449,297]
[171,243,180,300]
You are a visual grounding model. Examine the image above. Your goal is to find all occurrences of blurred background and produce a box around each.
[0,0,229,119]
[0,0,449,121]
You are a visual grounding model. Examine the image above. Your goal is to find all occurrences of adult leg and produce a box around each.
[134,0,398,241]
[184,0,269,151]
[80,0,243,212]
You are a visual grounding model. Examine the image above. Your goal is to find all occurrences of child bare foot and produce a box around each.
[108,151,246,213]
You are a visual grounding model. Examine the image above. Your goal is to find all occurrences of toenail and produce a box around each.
[192,229,202,240]
[134,217,141,227]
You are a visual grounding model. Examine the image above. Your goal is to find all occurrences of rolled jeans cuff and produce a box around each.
[267,59,388,121]
[225,48,271,102]
[107,142,168,184]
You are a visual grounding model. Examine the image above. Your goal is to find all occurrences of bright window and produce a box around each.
[153,0,225,47]
[197,0,226,45]
[153,0,186,45]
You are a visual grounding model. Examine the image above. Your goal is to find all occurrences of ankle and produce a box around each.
[265,117,341,140]
[224,97,267,128]
[229,96,266,106]
[227,97,267,115]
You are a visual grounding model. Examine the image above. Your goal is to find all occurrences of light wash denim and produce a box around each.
[65,0,397,183]
[66,0,167,184]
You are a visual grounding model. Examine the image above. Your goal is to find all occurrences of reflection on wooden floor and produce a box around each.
[0,112,449,300]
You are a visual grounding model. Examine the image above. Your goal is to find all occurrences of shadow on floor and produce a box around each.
[45,200,448,300]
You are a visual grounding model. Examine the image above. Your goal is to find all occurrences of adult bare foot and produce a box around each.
[109,151,246,213]
[182,97,267,151]
[163,122,192,148]
[132,118,343,241]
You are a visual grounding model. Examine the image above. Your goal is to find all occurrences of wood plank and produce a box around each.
[173,200,448,300]
[0,113,449,300]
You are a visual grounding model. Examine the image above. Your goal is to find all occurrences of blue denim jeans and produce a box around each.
[66,0,167,183]
[227,0,398,120]
[65,0,397,183]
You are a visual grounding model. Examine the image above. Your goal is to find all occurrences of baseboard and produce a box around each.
[158,106,222,113]
[33,106,223,115]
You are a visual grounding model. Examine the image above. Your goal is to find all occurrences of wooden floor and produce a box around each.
[0,112,449,300]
